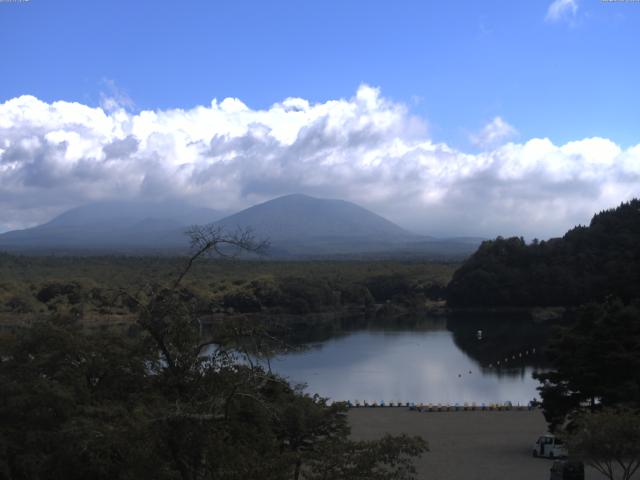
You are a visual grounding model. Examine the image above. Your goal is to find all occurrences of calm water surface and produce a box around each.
[267,323,544,405]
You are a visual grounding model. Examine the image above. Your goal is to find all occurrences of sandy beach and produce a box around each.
[349,408,610,480]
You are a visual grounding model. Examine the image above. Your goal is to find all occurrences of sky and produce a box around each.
[0,0,639,238]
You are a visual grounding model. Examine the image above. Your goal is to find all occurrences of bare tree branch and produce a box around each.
[172,224,269,289]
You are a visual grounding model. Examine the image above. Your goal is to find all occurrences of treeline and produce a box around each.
[447,199,640,307]
[0,256,453,321]
[223,273,448,314]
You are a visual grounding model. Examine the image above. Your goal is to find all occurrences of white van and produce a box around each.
[533,434,567,458]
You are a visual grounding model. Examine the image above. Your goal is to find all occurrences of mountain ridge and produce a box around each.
[0,200,223,251]
[214,193,417,242]
[0,194,482,258]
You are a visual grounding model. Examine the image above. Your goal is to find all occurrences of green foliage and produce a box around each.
[535,300,640,431]
[447,199,640,307]
[337,283,375,307]
[561,409,640,480]
[0,256,454,322]
[0,248,428,479]
[223,288,262,312]
[276,277,337,314]
[36,282,84,304]
[364,274,413,302]
[0,315,427,480]
[0,320,158,480]
[4,293,38,314]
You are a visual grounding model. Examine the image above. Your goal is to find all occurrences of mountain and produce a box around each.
[0,194,482,258]
[215,194,412,241]
[0,200,223,253]
[212,194,481,257]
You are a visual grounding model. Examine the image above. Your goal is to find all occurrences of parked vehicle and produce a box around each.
[550,460,584,480]
[533,434,567,458]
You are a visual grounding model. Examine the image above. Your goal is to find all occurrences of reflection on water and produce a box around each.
[447,313,549,372]
[266,317,547,405]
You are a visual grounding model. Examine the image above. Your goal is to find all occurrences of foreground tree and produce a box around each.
[0,226,427,480]
[535,299,640,431]
[562,409,640,480]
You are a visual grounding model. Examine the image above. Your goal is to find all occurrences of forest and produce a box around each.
[0,255,453,328]
[446,199,640,307]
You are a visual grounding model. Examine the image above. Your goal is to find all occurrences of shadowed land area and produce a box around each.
[349,409,608,480]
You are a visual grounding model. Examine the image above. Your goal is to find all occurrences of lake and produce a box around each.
[263,317,547,405]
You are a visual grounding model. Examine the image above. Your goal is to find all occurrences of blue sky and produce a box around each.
[2,0,638,148]
[0,0,639,237]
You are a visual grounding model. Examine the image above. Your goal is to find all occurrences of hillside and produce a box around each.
[0,194,482,258]
[446,199,640,307]
[0,200,222,252]
[215,194,414,241]
[212,194,482,257]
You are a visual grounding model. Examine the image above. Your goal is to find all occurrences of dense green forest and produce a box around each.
[447,199,640,307]
[0,256,453,329]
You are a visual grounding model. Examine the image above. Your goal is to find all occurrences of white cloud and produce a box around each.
[546,0,578,23]
[471,116,518,148]
[0,86,639,238]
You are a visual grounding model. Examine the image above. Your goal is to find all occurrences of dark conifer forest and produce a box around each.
[447,199,640,307]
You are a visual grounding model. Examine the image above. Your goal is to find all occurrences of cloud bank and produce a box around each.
[0,85,638,238]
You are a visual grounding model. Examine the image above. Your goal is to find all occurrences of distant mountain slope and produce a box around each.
[43,201,219,228]
[0,200,222,252]
[447,199,640,307]
[214,194,414,243]
[0,194,482,258]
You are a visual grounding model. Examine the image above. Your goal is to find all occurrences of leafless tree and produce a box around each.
[120,225,269,372]
[173,224,270,289]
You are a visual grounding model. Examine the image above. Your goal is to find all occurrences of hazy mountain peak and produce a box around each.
[45,199,221,228]
[0,195,481,258]
[0,200,224,252]
[215,194,413,242]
